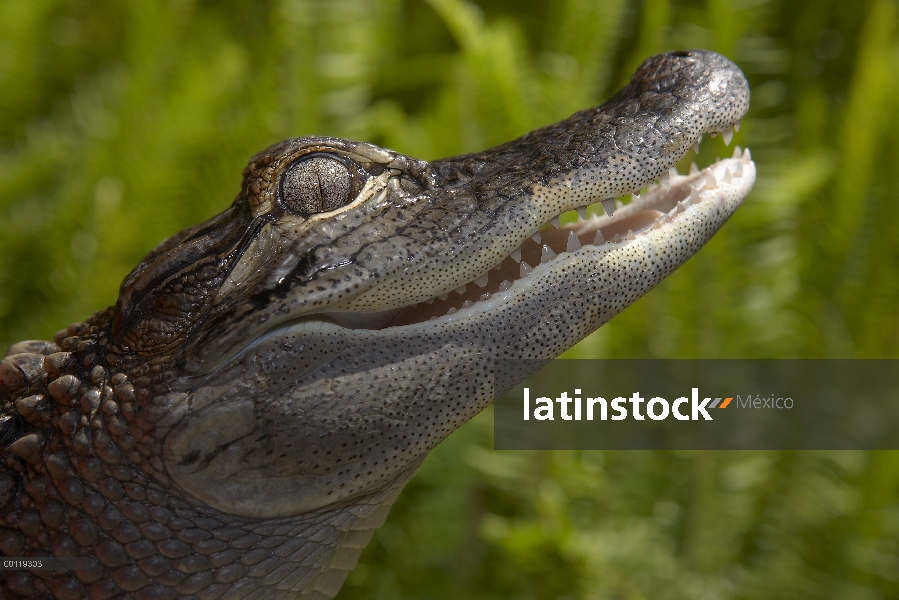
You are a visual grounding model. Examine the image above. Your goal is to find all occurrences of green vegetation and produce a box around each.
[1,0,898,597]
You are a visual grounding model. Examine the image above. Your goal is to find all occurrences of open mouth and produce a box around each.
[324,135,753,331]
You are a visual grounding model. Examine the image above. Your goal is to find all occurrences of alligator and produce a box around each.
[0,50,753,599]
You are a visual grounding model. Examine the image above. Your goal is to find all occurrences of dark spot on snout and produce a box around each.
[180,450,201,465]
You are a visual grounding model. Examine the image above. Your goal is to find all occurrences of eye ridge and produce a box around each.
[279,152,358,216]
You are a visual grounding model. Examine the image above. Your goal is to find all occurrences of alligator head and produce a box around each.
[0,50,753,598]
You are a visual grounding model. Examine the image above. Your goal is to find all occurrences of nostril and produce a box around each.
[670,50,691,57]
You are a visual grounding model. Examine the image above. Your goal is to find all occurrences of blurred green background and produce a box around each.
[2,0,898,598]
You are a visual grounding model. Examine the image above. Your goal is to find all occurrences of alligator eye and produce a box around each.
[280,154,354,215]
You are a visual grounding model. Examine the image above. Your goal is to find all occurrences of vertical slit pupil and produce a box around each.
[281,155,353,215]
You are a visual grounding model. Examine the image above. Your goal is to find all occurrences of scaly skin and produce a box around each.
[0,50,754,599]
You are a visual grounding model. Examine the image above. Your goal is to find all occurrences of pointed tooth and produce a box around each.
[734,161,744,177]
[474,272,489,288]
[576,206,586,220]
[710,131,718,138]
[721,128,734,146]
[612,234,621,242]
[447,307,458,315]
[549,216,560,228]
[689,186,701,205]
[461,300,472,309]
[601,199,615,217]
[429,316,438,321]
[632,192,641,201]
[734,121,741,132]
[693,140,701,154]
[626,229,636,240]
[438,294,448,301]
[425,298,434,304]
[499,280,512,291]
[677,200,689,213]
[689,162,700,175]
[455,285,467,295]
[480,293,491,301]
[742,148,752,163]
[723,168,732,184]
[705,171,718,190]
[541,244,556,263]
[566,231,581,252]
[732,145,742,159]
[660,171,670,191]
[531,231,541,244]
[669,167,679,181]
[511,247,521,263]
[652,219,665,230]
[520,262,533,278]
[593,230,605,245]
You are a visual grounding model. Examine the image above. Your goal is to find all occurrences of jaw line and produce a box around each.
[320,148,756,332]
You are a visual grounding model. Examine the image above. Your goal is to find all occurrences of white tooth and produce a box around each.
[721,128,734,146]
[531,231,541,244]
[455,285,467,295]
[732,146,742,160]
[710,131,718,138]
[429,316,438,321]
[706,171,718,190]
[677,200,689,213]
[480,293,491,301]
[520,262,533,278]
[689,186,702,205]
[734,121,741,132]
[612,234,621,243]
[475,272,489,288]
[669,167,679,181]
[734,161,744,177]
[693,140,701,154]
[689,162,699,175]
[626,229,636,240]
[652,219,664,229]
[576,207,586,220]
[499,280,512,291]
[550,216,560,228]
[593,230,605,245]
[566,231,581,252]
[461,300,472,309]
[660,171,670,191]
[511,247,521,263]
[616,199,624,209]
[742,148,752,163]
[632,192,641,201]
[438,294,448,301]
[723,168,732,184]
[425,298,434,304]
[541,244,556,263]
[601,198,615,217]
[716,156,721,163]
[447,307,458,315]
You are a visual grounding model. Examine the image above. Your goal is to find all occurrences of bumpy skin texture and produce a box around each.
[0,51,752,599]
